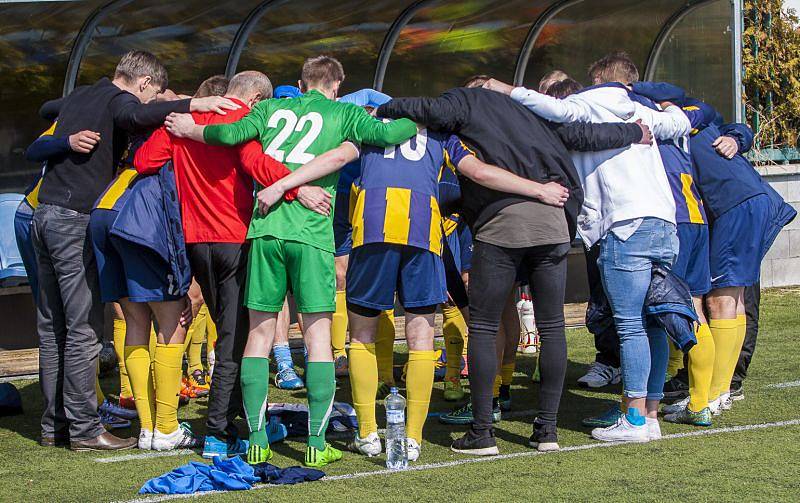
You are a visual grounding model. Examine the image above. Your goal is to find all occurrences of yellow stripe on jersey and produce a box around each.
[680,173,705,224]
[383,187,412,246]
[95,168,139,210]
[442,214,459,237]
[428,195,442,254]
[351,188,366,248]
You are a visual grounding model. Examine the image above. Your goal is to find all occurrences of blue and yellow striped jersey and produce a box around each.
[93,137,145,212]
[23,122,58,209]
[351,129,472,254]
[658,105,710,225]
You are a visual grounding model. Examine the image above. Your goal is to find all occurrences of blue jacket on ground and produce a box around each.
[110,161,191,297]
[645,264,698,353]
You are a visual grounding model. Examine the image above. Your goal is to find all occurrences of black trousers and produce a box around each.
[32,203,105,441]
[467,240,571,431]
[584,243,620,368]
[732,284,760,388]
[188,242,250,440]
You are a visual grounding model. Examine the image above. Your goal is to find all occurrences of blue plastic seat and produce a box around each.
[0,193,27,286]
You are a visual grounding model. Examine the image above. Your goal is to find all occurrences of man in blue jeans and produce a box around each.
[485,52,691,442]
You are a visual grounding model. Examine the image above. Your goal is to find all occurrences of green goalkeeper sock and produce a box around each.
[240,357,270,449]
[305,361,336,450]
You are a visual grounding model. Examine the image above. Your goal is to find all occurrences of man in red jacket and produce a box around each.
[134,70,331,458]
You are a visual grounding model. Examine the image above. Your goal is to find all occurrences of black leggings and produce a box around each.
[467,240,571,430]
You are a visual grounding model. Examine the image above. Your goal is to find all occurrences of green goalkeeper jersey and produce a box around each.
[203,90,417,252]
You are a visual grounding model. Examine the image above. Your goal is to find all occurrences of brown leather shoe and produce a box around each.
[70,431,137,451]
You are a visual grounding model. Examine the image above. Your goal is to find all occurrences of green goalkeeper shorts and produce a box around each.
[245,236,336,313]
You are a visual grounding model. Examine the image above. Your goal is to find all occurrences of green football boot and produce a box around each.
[246,444,273,465]
[304,443,343,468]
[664,406,712,427]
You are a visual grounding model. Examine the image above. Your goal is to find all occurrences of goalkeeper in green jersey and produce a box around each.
[166,56,416,467]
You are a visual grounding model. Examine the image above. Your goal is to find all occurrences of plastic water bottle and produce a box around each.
[384,387,408,470]
[517,294,538,354]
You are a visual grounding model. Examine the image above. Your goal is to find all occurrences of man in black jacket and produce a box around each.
[32,50,237,451]
[377,77,650,455]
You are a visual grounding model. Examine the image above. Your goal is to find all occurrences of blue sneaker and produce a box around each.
[275,366,304,390]
[265,415,288,444]
[100,410,131,430]
[202,435,249,459]
[581,406,623,428]
[99,398,138,420]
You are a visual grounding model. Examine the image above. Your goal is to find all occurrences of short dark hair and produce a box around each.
[588,51,639,85]
[462,75,492,88]
[114,50,168,90]
[545,78,583,99]
[301,56,345,90]
[194,75,229,98]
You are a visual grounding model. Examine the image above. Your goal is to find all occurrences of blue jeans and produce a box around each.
[598,218,678,400]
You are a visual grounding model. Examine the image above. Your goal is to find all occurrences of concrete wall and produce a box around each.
[759,164,800,287]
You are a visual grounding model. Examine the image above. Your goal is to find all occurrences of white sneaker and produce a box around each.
[591,414,649,443]
[720,392,733,411]
[407,438,421,462]
[578,362,622,388]
[348,432,382,457]
[138,429,153,450]
[709,397,722,416]
[152,423,198,451]
[646,418,662,440]
[662,396,690,415]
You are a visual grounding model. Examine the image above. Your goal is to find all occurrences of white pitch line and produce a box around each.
[767,380,800,389]
[95,449,195,463]
[118,418,800,503]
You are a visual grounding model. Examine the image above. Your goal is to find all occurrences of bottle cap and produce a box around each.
[390,386,398,394]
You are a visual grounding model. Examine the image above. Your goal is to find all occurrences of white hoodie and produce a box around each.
[509,85,691,247]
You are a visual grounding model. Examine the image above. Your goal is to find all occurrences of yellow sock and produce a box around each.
[501,362,515,386]
[442,305,467,380]
[708,318,739,400]
[492,374,501,398]
[688,324,715,412]
[726,314,748,390]
[185,305,208,374]
[125,345,155,431]
[113,318,133,399]
[332,291,349,359]
[153,343,184,435]
[667,342,684,377]
[95,362,105,407]
[348,342,378,437]
[376,310,396,384]
[406,350,435,443]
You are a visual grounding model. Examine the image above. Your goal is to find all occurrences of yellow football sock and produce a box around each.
[406,350,435,443]
[113,318,133,399]
[501,362,515,386]
[376,310,396,384]
[725,314,748,391]
[95,362,105,407]
[688,324,715,412]
[708,318,738,401]
[348,342,378,437]
[492,374,501,398]
[185,305,208,374]
[442,305,467,380]
[667,342,684,377]
[332,290,349,359]
[125,345,155,431]
[153,343,184,435]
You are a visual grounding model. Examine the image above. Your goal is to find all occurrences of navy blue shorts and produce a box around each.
[333,189,353,257]
[90,209,181,303]
[673,222,711,296]
[346,243,447,311]
[709,194,778,289]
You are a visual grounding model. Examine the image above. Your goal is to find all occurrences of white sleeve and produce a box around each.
[637,103,692,141]
[509,87,593,123]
